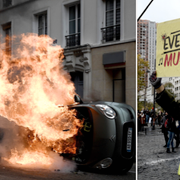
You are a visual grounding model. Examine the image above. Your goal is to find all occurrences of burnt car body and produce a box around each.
[67,98,136,173]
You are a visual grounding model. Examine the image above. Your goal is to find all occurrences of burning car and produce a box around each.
[62,95,135,173]
[0,34,135,173]
[0,97,135,174]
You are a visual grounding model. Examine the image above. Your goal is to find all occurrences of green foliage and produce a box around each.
[138,100,163,112]
[137,54,150,110]
[138,101,144,111]
[137,54,149,93]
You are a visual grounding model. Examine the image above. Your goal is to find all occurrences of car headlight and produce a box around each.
[95,104,116,119]
[93,158,113,169]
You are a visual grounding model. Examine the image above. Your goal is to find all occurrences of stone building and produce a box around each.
[0,0,136,109]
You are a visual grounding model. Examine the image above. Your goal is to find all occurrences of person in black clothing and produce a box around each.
[149,71,179,153]
[166,116,176,153]
[161,112,169,147]
[138,111,141,132]
[145,110,150,124]
[150,107,155,130]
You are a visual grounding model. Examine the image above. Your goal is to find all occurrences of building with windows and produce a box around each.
[0,0,136,109]
[137,19,156,103]
[172,77,180,101]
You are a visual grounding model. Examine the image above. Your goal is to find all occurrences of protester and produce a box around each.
[166,116,176,153]
[138,111,141,132]
[149,71,180,152]
[150,107,156,129]
[149,71,180,120]
[140,111,145,125]
[145,109,150,124]
[161,112,169,147]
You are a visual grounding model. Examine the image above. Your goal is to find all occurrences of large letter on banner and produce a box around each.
[156,18,180,77]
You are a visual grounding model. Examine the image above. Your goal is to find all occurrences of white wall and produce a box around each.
[122,0,136,42]
[0,0,136,47]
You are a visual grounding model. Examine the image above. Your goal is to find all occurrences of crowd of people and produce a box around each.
[137,108,156,131]
[138,109,180,153]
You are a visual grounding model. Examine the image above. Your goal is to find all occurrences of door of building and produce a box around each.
[113,68,125,102]
[70,71,83,98]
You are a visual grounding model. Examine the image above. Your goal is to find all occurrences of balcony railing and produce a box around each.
[65,33,80,47]
[101,24,120,43]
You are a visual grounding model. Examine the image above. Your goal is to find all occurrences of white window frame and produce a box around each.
[105,0,120,27]
[69,4,80,35]
[63,0,81,47]
[101,0,122,43]
[38,13,47,36]
[63,0,80,35]
[32,7,50,36]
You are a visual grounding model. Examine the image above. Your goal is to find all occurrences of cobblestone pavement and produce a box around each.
[138,125,180,180]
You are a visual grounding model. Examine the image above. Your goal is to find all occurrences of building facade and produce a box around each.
[137,19,156,103]
[0,0,136,109]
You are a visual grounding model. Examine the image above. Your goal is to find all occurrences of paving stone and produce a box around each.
[138,125,180,180]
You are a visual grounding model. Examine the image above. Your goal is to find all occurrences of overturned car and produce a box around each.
[63,96,136,173]
[0,63,135,173]
[0,97,135,173]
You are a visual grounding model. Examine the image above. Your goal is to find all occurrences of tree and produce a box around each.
[137,54,149,110]
[138,100,163,112]
[137,54,149,93]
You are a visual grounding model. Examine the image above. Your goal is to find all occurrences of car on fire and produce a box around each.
[0,64,135,173]
[63,95,136,173]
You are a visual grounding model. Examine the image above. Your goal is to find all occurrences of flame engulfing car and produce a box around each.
[63,96,135,173]
[0,35,135,171]
[0,62,136,172]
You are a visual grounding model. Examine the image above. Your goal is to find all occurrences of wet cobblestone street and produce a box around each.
[138,125,180,180]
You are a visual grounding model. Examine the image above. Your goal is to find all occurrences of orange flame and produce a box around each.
[0,34,83,166]
[3,149,53,166]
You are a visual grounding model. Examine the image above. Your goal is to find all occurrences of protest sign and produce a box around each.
[156,18,180,77]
